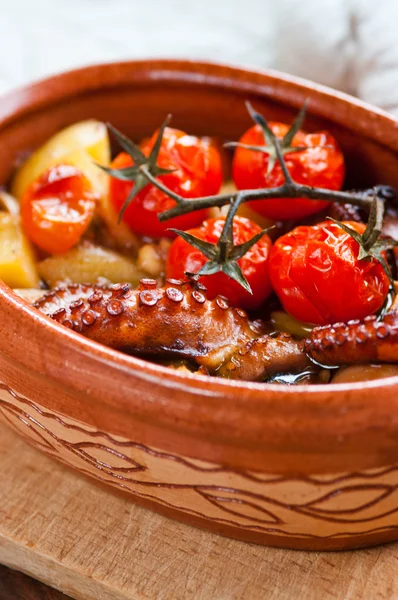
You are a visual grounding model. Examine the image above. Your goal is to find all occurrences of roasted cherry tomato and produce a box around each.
[232,123,345,220]
[110,128,223,238]
[166,215,273,310]
[21,165,97,255]
[269,221,390,325]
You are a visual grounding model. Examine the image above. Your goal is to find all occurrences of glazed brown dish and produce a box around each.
[1,60,398,551]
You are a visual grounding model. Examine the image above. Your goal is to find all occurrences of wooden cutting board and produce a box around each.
[0,422,397,600]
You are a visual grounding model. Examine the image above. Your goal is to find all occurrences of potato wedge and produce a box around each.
[38,241,146,287]
[0,191,20,217]
[12,120,110,199]
[0,212,39,288]
[97,187,141,253]
[59,149,109,200]
[333,365,398,383]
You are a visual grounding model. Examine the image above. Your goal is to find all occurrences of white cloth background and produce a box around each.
[1,0,397,114]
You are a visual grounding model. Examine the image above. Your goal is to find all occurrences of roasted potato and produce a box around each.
[0,212,39,288]
[12,120,110,199]
[38,241,146,287]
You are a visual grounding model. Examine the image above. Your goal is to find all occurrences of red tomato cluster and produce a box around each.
[269,221,390,325]
[110,127,223,238]
[166,216,273,310]
[232,122,345,221]
[21,119,390,325]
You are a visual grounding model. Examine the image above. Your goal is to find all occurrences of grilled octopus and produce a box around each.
[305,314,398,367]
[304,283,398,367]
[34,279,398,381]
[34,279,310,380]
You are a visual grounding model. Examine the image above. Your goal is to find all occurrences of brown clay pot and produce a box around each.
[0,60,398,551]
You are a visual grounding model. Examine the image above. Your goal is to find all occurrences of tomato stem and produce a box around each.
[218,193,245,259]
[155,183,374,221]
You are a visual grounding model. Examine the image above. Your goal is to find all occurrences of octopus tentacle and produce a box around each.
[217,333,312,381]
[34,279,262,370]
[305,314,398,366]
[328,202,365,223]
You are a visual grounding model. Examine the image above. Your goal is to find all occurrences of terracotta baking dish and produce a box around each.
[1,60,398,551]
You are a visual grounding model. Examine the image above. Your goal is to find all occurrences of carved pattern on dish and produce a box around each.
[1,382,398,540]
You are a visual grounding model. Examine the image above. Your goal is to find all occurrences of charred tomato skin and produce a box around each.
[269,220,390,325]
[166,215,273,310]
[232,122,345,221]
[110,127,223,238]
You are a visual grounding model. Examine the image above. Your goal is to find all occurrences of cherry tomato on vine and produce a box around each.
[110,128,223,238]
[232,122,345,220]
[21,164,97,255]
[269,220,390,325]
[166,215,273,310]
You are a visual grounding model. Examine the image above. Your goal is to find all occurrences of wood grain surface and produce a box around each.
[0,423,397,600]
